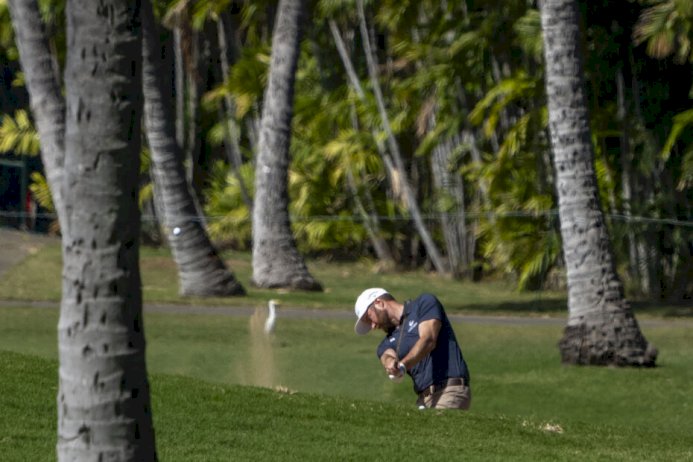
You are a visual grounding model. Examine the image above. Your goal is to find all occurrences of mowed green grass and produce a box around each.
[1,238,689,317]
[0,239,570,314]
[1,240,692,459]
[2,345,692,462]
[1,305,692,461]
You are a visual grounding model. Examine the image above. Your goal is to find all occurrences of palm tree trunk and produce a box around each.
[615,66,641,286]
[329,19,394,205]
[252,0,322,290]
[141,0,245,297]
[216,16,252,209]
[430,129,470,277]
[184,32,203,198]
[626,49,658,297]
[173,26,186,150]
[8,0,66,225]
[540,0,656,367]
[58,1,157,459]
[348,106,397,269]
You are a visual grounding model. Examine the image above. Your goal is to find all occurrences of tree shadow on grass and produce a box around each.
[630,300,693,318]
[449,298,567,315]
[451,298,693,318]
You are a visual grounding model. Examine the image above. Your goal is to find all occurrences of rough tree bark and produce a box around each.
[540,0,657,366]
[252,0,322,290]
[141,0,245,296]
[8,0,66,225]
[58,0,157,459]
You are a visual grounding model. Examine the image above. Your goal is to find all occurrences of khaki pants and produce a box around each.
[416,382,471,410]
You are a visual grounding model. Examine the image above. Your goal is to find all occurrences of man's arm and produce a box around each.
[397,319,441,372]
[380,348,399,373]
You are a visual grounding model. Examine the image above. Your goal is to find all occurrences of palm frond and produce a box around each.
[0,110,40,155]
[634,0,693,63]
[468,73,538,138]
[660,108,693,161]
[678,147,693,190]
[28,171,54,212]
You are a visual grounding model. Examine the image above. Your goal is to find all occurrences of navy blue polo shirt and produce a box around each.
[376,293,470,394]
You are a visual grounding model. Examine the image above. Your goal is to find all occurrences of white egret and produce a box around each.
[264,299,278,334]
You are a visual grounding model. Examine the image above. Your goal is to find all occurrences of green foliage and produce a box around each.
[468,73,539,138]
[139,147,153,208]
[204,160,254,249]
[513,8,543,61]
[467,72,559,290]
[0,110,40,156]
[28,171,53,212]
[316,0,359,20]
[660,108,693,190]
[0,0,18,59]
[3,0,689,296]
[28,171,61,234]
[634,0,693,64]
[679,147,693,190]
[204,44,269,119]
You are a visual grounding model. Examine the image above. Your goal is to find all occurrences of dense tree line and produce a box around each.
[2,0,690,300]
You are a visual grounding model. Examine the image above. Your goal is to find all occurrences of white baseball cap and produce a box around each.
[354,288,388,335]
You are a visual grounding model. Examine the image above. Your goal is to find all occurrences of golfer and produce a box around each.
[354,288,471,410]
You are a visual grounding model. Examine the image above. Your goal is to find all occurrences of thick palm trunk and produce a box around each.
[141,0,245,297]
[252,0,322,290]
[8,0,66,225]
[58,1,157,460]
[540,0,656,367]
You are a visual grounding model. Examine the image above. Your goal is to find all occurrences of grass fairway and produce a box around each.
[1,238,690,317]
[1,306,692,460]
[1,349,691,461]
[0,240,569,314]
[1,239,692,459]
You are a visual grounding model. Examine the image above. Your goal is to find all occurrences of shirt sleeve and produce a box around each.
[376,334,398,358]
[417,294,443,322]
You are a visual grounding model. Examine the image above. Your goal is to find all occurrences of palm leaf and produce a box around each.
[0,110,40,155]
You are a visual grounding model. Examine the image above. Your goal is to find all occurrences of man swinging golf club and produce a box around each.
[354,288,471,410]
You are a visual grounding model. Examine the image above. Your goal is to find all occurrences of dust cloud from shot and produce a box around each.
[237,305,277,388]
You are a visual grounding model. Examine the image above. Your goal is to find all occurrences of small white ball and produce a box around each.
[172,227,181,236]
